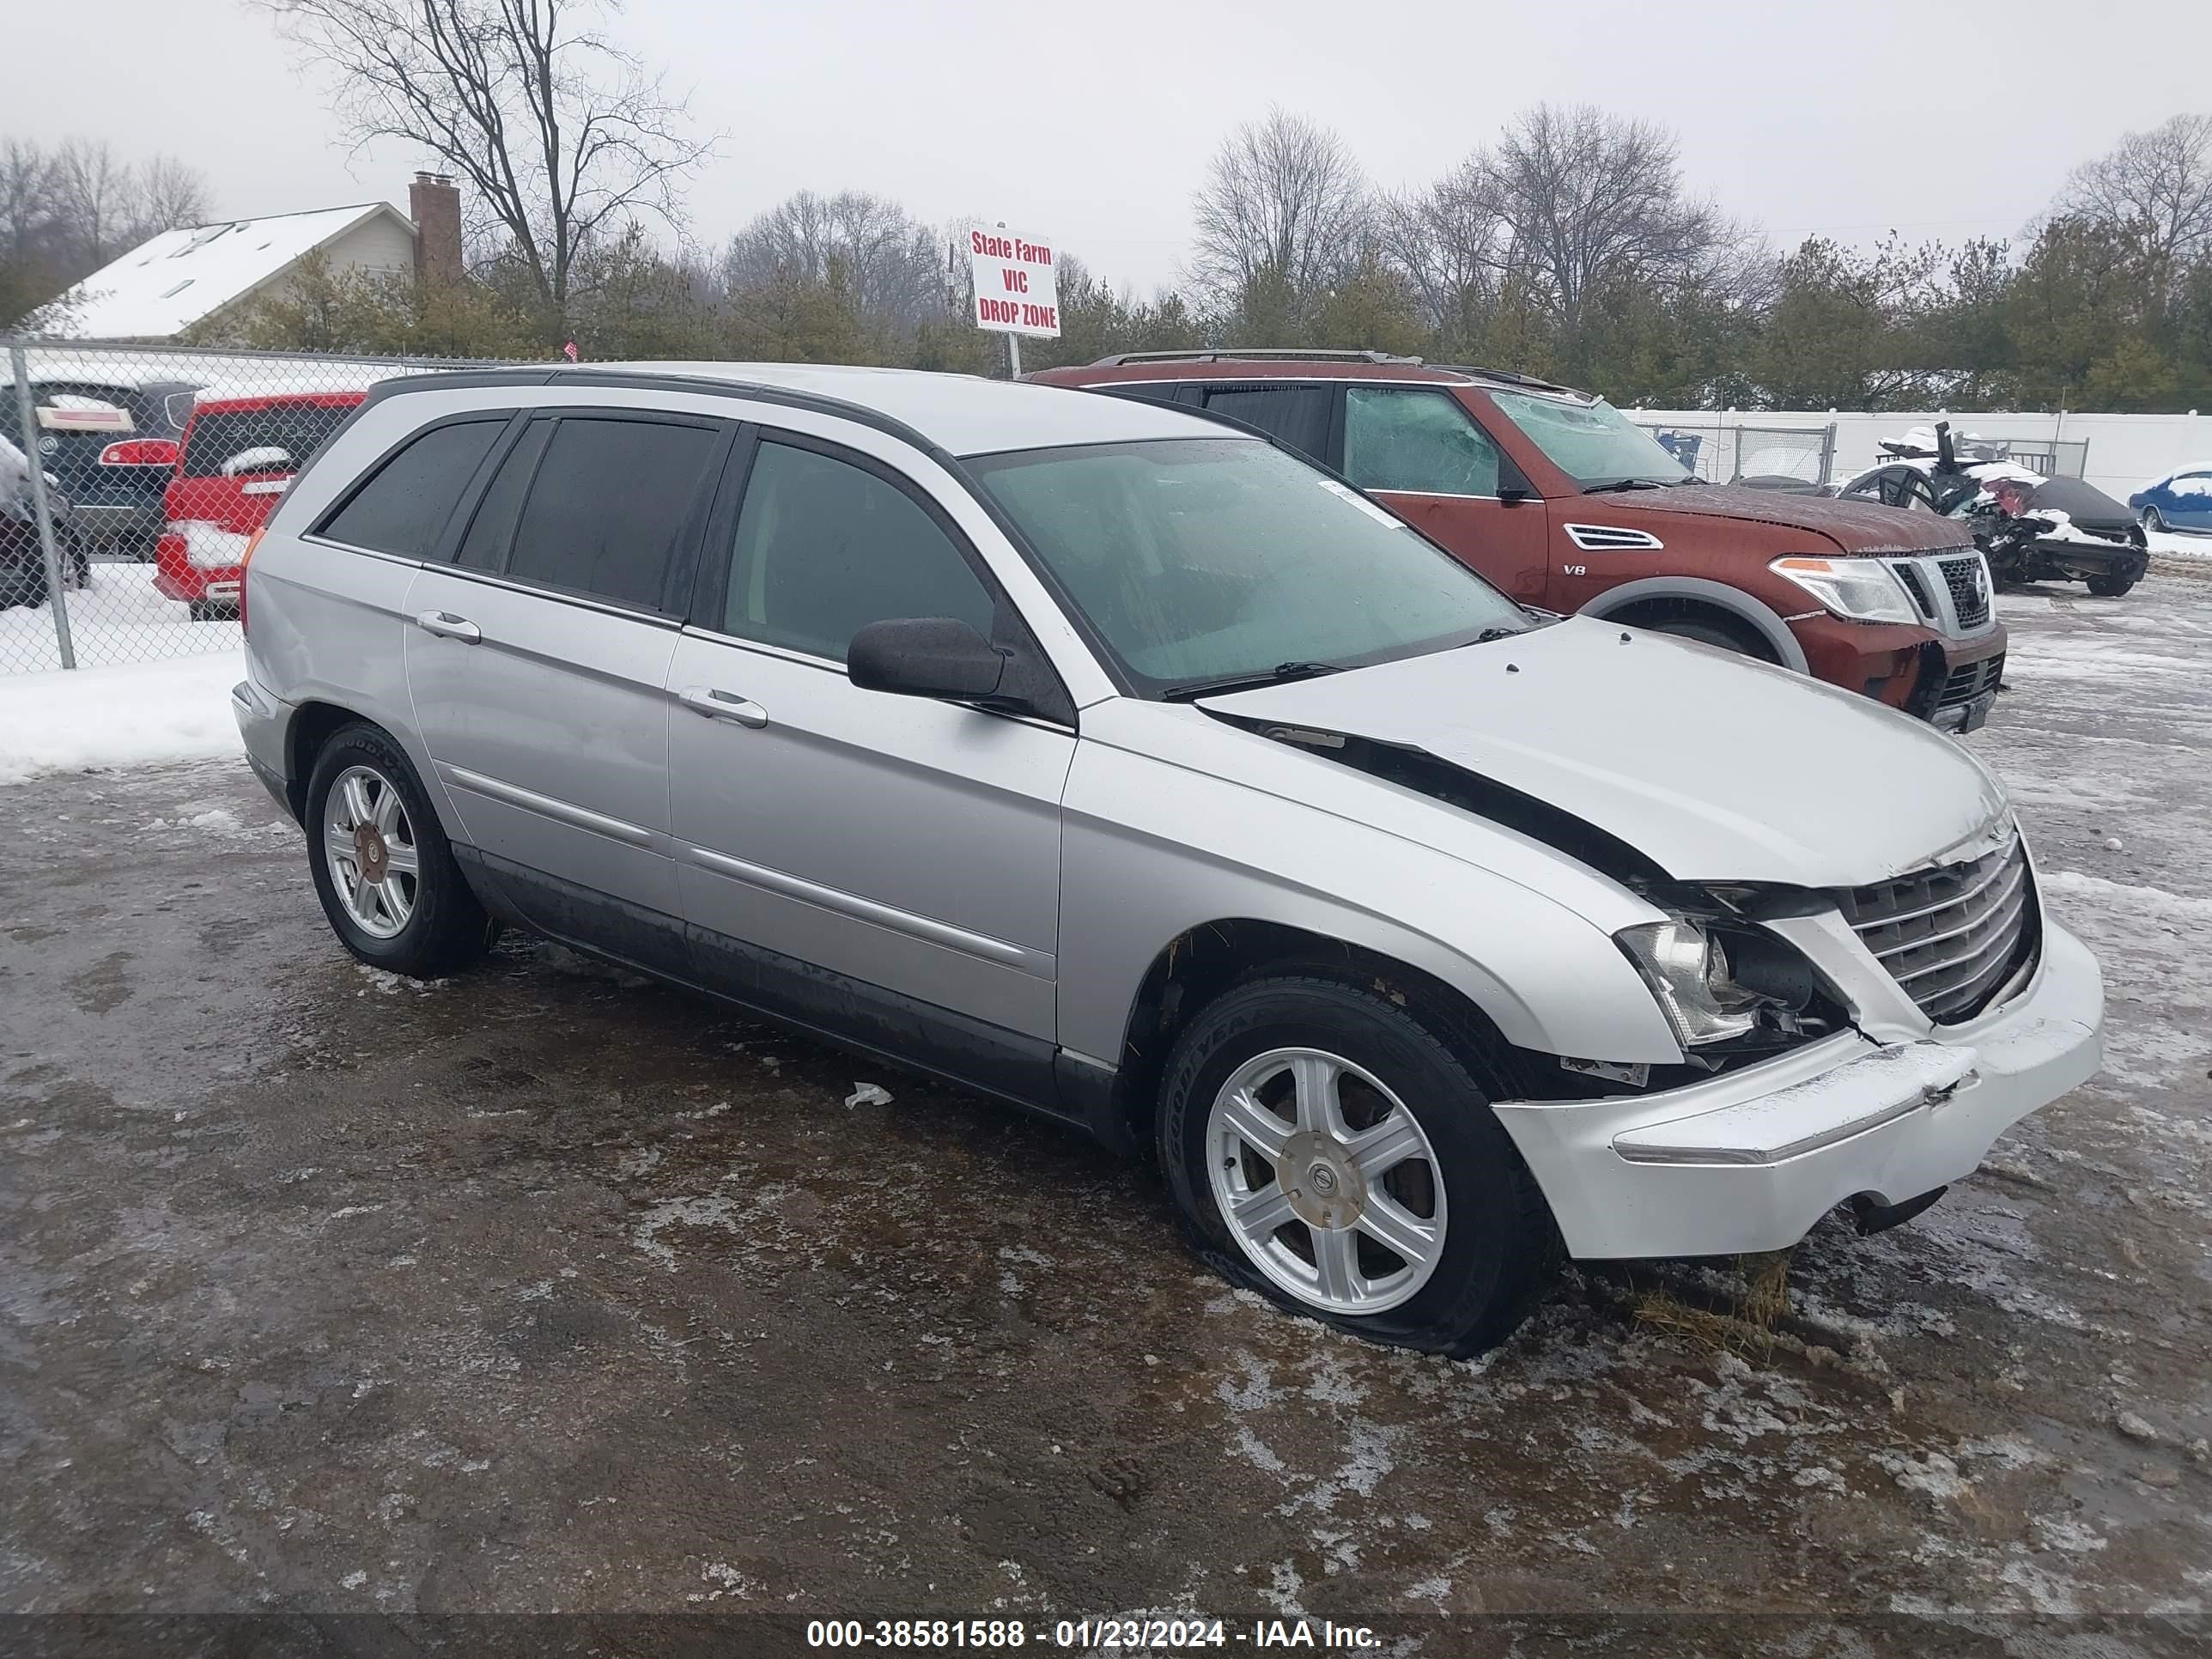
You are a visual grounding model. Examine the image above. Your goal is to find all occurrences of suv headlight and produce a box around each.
[1770,556,1918,624]
[1614,919,1773,1048]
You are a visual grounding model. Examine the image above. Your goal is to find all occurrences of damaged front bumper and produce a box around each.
[2018,535,2148,586]
[1491,921,2103,1260]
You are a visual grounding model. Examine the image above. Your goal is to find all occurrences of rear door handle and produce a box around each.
[678,685,769,728]
[415,610,481,643]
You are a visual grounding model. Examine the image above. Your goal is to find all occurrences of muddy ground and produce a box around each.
[3,576,2208,1655]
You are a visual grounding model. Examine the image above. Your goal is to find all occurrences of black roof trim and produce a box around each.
[1087,348,1424,368]
[1430,363,1590,398]
[358,366,949,461]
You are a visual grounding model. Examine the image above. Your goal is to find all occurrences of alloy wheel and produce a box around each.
[1206,1047,1447,1314]
[324,764,420,939]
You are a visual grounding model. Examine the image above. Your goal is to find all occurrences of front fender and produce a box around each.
[1578,575,1810,674]
[1055,705,1685,1069]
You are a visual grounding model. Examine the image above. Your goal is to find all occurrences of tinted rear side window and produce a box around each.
[321,418,504,556]
[454,419,552,571]
[1199,385,1334,465]
[507,418,719,610]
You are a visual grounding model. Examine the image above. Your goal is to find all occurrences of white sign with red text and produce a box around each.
[968,226,1060,338]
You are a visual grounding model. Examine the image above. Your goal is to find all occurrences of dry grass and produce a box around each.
[1631,1249,1796,1359]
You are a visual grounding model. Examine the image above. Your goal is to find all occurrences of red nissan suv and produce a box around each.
[1028,352,2008,731]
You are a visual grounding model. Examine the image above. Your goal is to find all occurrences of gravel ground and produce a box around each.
[2,575,2207,1656]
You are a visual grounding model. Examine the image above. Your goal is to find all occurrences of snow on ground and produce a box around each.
[2142,524,2212,562]
[0,647,243,785]
[0,559,240,674]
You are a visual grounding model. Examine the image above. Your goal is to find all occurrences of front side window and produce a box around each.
[507,417,719,610]
[716,440,997,660]
[1485,389,1689,489]
[320,417,504,556]
[1343,387,1502,496]
[967,437,1526,694]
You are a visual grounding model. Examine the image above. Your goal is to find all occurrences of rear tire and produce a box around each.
[2086,574,2137,598]
[2,565,49,611]
[305,722,493,978]
[1157,973,1558,1357]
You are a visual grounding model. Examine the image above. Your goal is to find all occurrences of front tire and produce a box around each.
[1158,974,1557,1356]
[2142,506,2166,534]
[305,723,492,977]
[1643,613,1772,661]
[2086,574,2137,598]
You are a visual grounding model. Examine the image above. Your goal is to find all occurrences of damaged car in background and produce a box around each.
[1840,422,2149,598]
[234,365,2106,1357]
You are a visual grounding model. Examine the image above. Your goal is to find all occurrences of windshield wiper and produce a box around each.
[1583,477,1667,494]
[1161,661,1341,702]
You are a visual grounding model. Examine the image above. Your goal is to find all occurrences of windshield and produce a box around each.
[965,438,1528,695]
[1486,390,1690,488]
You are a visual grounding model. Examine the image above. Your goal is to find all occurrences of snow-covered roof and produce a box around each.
[44,204,412,341]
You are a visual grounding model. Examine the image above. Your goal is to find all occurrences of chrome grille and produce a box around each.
[1939,556,1990,628]
[1892,562,1937,620]
[1838,830,2038,1023]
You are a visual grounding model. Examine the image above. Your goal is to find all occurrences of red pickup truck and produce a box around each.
[1028,352,2008,731]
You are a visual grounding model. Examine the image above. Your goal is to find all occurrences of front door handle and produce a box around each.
[678,685,769,728]
[415,610,481,643]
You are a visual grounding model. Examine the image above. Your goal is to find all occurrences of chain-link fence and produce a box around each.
[1636,420,1838,489]
[3,338,513,675]
[1948,434,2092,478]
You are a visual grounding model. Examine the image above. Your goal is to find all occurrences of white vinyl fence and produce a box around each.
[1630,406,2212,503]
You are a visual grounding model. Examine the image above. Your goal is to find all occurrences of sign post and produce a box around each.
[968,224,1060,377]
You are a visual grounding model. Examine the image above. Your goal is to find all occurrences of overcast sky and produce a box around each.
[17,0,2212,292]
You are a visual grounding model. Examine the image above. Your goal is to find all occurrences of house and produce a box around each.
[44,175,465,343]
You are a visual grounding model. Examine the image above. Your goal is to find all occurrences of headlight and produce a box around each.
[1614,919,1770,1048]
[1770,556,1918,624]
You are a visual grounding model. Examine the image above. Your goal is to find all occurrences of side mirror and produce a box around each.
[1498,486,1533,506]
[848,617,1008,702]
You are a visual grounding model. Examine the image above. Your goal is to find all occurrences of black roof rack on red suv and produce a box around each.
[1085,349,1425,368]
[1081,349,1589,400]
[1428,364,1588,398]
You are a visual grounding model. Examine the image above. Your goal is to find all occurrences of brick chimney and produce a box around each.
[410,172,463,290]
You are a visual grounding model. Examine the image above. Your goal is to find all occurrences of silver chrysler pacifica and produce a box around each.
[232,363,2104,1355]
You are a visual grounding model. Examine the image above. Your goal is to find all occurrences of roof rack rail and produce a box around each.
[1430,363,1586,396]
[1086,348,1426,368]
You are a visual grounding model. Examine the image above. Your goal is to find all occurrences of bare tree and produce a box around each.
[258,0,716,331]
[1189,107,1373,310]
[722,191,946,336]
[53,140,143,269]
[0,141,64,265]
[1377,155,1508,340]
[136,155,214,237]
[2056,113,2212,268]
[1487,104,1735,338]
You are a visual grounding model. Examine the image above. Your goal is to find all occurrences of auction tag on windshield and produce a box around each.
[1317,477,1405,528]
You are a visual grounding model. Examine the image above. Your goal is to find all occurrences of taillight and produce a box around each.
[238,526,266,635]
[100,438,181,468]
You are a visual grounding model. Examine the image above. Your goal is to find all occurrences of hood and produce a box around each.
[2026,476,2134,535]
[1620,483,1976,555]
[1200,617,2008,889]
